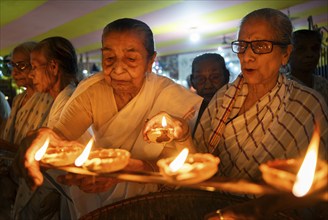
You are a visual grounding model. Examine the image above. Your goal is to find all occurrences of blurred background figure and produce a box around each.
[190,53,230,135]
[1,42,53,145]
[288,29,328,104]
[190,53,230,103]
[13,36,82,220]
[0,41,53,220]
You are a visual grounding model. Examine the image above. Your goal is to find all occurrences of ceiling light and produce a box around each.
[190,33,200,42]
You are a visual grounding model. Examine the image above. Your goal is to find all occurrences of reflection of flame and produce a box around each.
[292,126,320,197]
[169,148,189,172]
[162,116,167,127]
[34,138,50,161]
[75,138,94,167]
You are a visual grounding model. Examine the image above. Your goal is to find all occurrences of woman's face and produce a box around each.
[11,51,33,88]
[237,19,291,85]
[29,50,57,93]
[101,31,155,95]
[192,59,227,101]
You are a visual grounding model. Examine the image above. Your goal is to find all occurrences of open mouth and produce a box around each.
[242,68,255,74]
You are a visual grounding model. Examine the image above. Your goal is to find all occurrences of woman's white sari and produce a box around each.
[13,84,77,220]
[55,72,203,217]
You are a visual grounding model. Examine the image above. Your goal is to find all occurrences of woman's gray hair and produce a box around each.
[33,36,79,88]
[12,41,38,58]
[102,18,155,59]
[239,8,293,46]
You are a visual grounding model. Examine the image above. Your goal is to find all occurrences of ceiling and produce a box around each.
[0,0,327,63]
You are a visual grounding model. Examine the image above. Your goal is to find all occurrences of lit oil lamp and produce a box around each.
[74,138,131,173]
[75,138,94,166]
[146,116,174,144]
[35,137,83,166]
[260,126,326,199]
[157,148,220,184]
[34,137,50,161]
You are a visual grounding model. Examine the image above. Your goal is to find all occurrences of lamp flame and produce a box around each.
[292,126,320,197]
[34,138,50,161]
[169,148,189,172]
[162,116,167,127]
[74,138,94,167]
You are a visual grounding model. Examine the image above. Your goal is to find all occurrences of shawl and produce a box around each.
[194,74,328,181]
[1,92,53,145]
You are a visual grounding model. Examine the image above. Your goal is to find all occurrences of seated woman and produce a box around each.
[13,36,81,220]
[145,8,328,220]
[15,18,202,218]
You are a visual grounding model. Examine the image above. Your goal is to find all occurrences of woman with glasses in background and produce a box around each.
[13,36,84,220]
[1,42,53,146]
[0,42,53,219]
[145,8,328,219]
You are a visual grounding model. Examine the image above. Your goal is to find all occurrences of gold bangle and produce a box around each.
[216,209,224,220]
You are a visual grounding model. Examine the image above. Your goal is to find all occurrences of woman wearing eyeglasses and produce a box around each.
[145,8,328,219]
[1,42,53,145]
[12,36,84,220]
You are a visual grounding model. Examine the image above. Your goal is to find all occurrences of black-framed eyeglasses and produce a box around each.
[231,40,289,54]
[7,61,31,72]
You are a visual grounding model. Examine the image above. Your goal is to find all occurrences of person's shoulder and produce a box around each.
[288,79,326,108]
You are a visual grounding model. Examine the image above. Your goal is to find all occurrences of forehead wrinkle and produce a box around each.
[102,47,139,54]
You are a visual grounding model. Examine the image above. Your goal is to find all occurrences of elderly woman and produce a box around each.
[13,36,81,220]
[189,53,230,136]
[15,18,202,217]
[145,8,328,219]
[1,42,53,145]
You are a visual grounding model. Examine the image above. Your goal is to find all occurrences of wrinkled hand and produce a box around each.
[57,158,147,193]
[13,127,78,191]
[143,111,189,142]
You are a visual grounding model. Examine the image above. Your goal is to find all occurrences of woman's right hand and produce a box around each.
[13,127,70,191]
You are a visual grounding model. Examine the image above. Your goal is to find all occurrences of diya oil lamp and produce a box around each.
[146,116,174,144]
[260,126,327,199]
[74,138,131,173]
[35,137,83,166]
[35,137,130,173]
[157,148,220,184]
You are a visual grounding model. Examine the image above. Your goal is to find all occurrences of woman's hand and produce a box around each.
[13,127,76,191]
[143,112,190,142]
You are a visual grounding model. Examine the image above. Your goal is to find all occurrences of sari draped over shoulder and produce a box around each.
[13,84,78,220]
[1,92,53,145]
[55,72,203,217]
[194,74,328,181]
